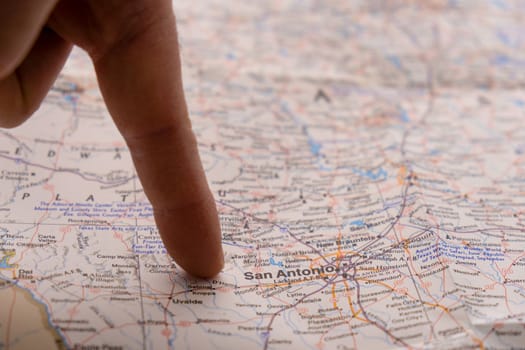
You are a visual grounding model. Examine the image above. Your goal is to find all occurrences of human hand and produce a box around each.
[0,0,224,278]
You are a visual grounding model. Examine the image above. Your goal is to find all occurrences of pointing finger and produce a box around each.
[89,2,224,278]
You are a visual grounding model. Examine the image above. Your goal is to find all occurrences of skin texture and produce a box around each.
[0,0,224,278]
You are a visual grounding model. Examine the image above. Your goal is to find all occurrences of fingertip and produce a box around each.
[177,245,224,279]
[153,196,224,279]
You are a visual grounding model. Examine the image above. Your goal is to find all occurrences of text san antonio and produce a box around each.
[244,265,340,280]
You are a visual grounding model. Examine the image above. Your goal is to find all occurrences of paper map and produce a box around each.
[1,1,525,349]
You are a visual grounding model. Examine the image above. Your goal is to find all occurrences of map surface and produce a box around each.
[2,1,525,349]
